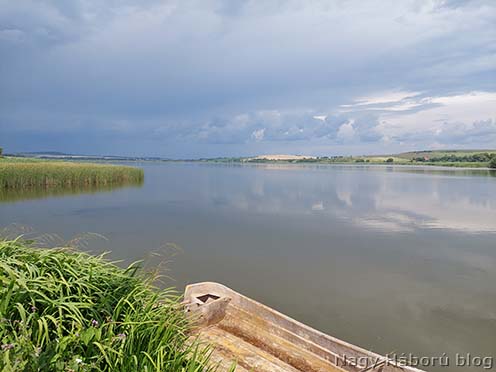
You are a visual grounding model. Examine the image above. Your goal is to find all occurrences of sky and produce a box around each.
[0,0,495,158]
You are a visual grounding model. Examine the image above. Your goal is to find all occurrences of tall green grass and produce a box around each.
[0,159,144,189]
[0,238,215,372]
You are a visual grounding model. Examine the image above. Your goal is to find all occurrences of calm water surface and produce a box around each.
[1,163,496,371]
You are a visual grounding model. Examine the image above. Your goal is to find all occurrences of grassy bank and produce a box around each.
[0,158,144,189]
[0,238,214,372]
[204,150,496,169]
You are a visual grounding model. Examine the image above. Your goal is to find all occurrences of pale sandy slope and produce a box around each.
[248,154,316,161]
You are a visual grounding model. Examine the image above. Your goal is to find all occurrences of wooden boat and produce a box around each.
[184,282,425,372]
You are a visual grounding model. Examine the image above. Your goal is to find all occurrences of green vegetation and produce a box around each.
[0,238,215,372]
[409,152,495,163]
[0,157,46,163]
[398,149,496,160]
[490,157,496,169]
[400,150,496,168]
[0,158,144,189]
[0,147,3,157]
[200,150,496,169]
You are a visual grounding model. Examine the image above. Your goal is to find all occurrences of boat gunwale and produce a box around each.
[185,281,426,372]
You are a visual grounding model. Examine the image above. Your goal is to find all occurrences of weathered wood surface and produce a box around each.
[185,282,425,372]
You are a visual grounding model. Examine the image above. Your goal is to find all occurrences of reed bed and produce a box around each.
[0,238,216,372]
[0,160,144,189]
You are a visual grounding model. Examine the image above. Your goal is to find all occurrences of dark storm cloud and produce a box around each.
[0,0,495,157]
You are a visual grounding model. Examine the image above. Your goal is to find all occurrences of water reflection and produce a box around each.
[1,163,495,372]
[195,164,496,233]
[0,179,144,203]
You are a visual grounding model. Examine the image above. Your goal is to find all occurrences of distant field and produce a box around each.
[4,149,496,170]
[391,150,496,168]
[0,157,144,189]
[208,150,496,168]
[358,156,409,163]
[397,149,496,160]
[0,156,47,163]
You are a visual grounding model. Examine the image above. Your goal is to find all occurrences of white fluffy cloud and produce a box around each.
[375,91,496,146]
[251,128,265,142]
[337,120,357,142]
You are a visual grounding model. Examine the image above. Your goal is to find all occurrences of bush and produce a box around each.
[0,238,213,372]
[386,158,394,163]
[490,156,496,169]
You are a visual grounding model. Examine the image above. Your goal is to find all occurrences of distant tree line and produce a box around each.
[490,157,496,169]
[414,153,496,164]
[205,152,496,168]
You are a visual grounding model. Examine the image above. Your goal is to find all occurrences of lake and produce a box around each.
[1,163,495,371]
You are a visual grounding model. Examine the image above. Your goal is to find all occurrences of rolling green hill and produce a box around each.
[203,150,496,168]
[397,149,496,160]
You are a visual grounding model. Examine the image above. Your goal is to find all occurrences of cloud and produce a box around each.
[351,91,423,107]
[0,0,495,156]
[376,91,496,146]
[337,120,357,142]
[435,119,496,145]
[313,115,327,122]
[251,128,265,142]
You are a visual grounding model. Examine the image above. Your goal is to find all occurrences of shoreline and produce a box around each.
[3,155,495,171]
[194,160,495,170]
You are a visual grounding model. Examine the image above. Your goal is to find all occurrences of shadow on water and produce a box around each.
[0,179,144,203]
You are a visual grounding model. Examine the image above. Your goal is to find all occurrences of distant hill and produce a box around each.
[4,149,496,168]
[201,149,496,168]
[397,149,496,160]
[23,151,72,156]
[7,152,165,161]
[247,154,317,161]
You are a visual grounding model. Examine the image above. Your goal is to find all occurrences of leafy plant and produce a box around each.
[0,238,215,372]
[489,156,496,169]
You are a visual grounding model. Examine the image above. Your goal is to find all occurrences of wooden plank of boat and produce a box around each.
[184,282,426,372]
